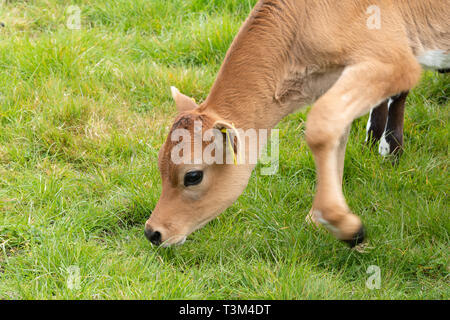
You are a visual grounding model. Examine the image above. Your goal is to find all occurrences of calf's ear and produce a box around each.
[171,86,198,113]
[213,120,243,164]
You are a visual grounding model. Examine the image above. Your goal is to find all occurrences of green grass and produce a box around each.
[0,0,448,299]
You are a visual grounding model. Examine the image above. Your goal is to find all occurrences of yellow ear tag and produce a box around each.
[221,126,238,165]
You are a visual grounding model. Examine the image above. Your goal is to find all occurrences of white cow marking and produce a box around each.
[378,98,395,156]
[365,109,374,143]
[378,132,390,156]
[417,50,450,70]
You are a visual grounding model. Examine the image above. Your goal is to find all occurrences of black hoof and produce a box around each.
[342,225,365,248]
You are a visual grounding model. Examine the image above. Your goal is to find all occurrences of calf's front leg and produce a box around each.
[305,58,420,246]
[306,125,350,227]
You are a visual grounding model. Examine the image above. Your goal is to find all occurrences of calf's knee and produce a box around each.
[305,111,344,151]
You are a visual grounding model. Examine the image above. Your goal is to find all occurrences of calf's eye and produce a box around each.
[184,171,203,186]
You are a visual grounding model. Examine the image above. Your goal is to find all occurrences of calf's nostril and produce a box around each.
[144,228,162,245]
[150,231,162,245]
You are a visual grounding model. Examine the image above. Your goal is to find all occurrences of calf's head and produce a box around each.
[144,87,254,246]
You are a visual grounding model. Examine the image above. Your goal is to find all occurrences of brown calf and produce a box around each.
[145,0,450,247]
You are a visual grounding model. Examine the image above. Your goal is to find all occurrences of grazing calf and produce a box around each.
[145,0,450,247]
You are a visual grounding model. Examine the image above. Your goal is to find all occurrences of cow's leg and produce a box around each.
[379,91,409,157]
[366,101,388,146]
[306,125,350,227]
[305,58,420,246]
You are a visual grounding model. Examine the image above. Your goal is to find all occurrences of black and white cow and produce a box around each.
[366,69,449,157]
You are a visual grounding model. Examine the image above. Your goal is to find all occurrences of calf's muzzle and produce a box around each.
[144,227,162,246]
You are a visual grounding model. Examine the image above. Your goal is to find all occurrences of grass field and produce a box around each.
[0,0,448,299]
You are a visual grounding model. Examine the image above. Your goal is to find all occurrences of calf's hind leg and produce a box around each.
[305,58,420,246]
